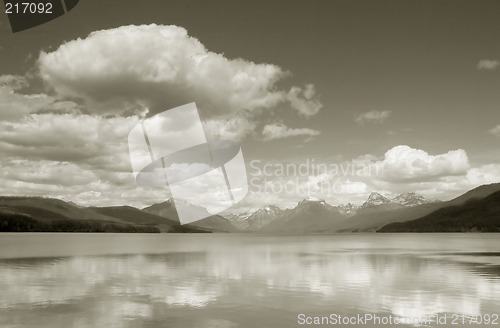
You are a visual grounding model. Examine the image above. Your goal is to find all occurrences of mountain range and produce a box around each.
[259,197,345,233]
[0,197,231,233]
[225,192,433,233]
[344,183,500,232]
[225,205,283,231]
[1,183,499,233]
[225,184,500,233]
[379,188,500,232]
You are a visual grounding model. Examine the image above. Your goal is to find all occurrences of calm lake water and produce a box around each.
[0,233,499,328]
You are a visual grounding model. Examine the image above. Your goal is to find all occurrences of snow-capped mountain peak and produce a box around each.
[362,192,391,207]
[301,196,327,205]
[391,192,428,206]
[241,205,283,230]
[337,202,359,216]
[262,205,279,213]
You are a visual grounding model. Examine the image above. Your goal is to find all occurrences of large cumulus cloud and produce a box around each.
[38,24,322,125]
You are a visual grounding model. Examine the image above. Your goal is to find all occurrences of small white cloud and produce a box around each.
[261,123,320,141]
[477,59,499,70]
[355,110,392,124]
[287,85,322,117]
[303,84,316,100]
[489,125,500,137]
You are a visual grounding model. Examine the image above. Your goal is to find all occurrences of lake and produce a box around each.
[0,233,499,327]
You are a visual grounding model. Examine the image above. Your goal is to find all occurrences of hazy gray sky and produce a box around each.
[0,0,499,210]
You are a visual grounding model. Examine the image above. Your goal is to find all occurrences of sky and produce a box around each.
[0,0,499,211]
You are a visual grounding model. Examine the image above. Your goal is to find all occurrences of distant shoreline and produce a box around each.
[0,214,160,233]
